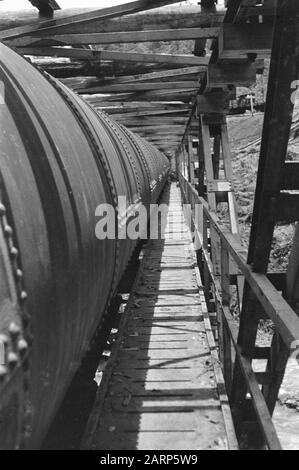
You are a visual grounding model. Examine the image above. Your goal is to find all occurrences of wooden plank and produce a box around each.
[0,7,225,36]
[85,101,189,110]
[146,135,181,139]
[61,67,205,90]
[83,91,195,104]
[76,81,199,94]
[128,125,185,131]
[104,110,189,118]
[103,90,198,103]
[38,61,192,80]
[19,46,210,66]
[219,23,273,59]
[193,0,216,58]
[39,59,205,80]
[0,0,186,40]
[126,123,194,129]
[113,117,192,126]
[8,27,220,47]
[109,66,204,84]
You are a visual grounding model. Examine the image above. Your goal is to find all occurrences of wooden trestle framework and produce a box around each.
[1,0,299,449]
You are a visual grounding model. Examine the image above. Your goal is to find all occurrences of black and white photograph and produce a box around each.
[0,0,299,454]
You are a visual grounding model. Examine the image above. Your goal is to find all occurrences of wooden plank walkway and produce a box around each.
[83,183,238,451]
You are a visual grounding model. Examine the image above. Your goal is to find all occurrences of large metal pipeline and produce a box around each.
[0,43,169,449]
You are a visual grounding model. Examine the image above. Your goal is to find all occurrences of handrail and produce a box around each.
[178,172,299,450]
[179,172,299,352]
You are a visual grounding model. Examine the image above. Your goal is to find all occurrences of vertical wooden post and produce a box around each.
[183,143,189,180]
[213,134,221,179]
[220,122,239,235]
[221,241,233,395]
[180,145,185,178]
[202,212,211,308]
[187,134,195,186]
[201,117,216,211]
[197,117,205,197]
[200,116,221,277]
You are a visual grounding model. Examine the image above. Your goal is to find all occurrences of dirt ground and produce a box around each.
[227,112,299,449]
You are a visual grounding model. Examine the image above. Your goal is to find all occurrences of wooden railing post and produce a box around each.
[221,241,233,395]
[187,133,195,186]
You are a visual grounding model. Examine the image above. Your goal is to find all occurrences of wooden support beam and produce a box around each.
[76,81,199,94]
[128,125,186,131]
[224,0,243,23]
[112,117,190,125]
[146,137,181,140]
[145,139,181,144]
[85,100,188,109]
[219,23,273,59]
[207,62,256,88]
[0,7,225,36]
[193,0,216,58]
[79,66,205,86]
[220,122,240,236]
[19,47,210,67]
[248,2,299,271]
[93,90,197,103]
[143,130,184,135]
[187,133,195,184]
[29,1,60,17]
[8,27,220,47]
[38,61,193,79]
[0,0,188,40]
[85,101,190,114]
[197,91,230,114]
[148,139,180,142]
[200,117,221,281]
[106,109,190,118]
